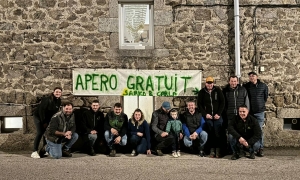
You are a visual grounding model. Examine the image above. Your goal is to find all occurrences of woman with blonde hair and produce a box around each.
[128,108,151,156]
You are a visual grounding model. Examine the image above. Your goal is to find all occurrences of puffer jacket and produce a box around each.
[244,79,268,113]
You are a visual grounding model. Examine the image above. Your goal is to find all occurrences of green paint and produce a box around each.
[155,76,164,90]
[181,76,192,93]
[146,76,154,91]
[127,75,135,89]
[136,76,144,91]
[75,75,84,90]
[85,74,92,90]
[109,74,117,90]
[100,74,108,91]
[92,74,99,90]
[164,75,173,90]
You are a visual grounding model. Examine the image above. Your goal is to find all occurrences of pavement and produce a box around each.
[1,147,300,180]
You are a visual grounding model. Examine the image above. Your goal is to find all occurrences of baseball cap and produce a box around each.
[248,71,257,76]
[206,76,214,83]
[162,101,171,110]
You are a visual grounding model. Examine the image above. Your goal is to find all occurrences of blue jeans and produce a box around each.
[183,131,208,149]
[129,135,147,154]
[228,134,260,153]
[45,132,79,159]
[206,117,223,148]
[253,112,264,149]
[104,130,127,149]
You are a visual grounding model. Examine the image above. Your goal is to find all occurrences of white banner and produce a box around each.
[73,69,202,96]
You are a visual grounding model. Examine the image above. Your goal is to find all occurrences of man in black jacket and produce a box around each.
[197,76,225,158]
[104,103,128,157]
[228,105,261,160]
[82,100,105,156]
[244,71,268,157]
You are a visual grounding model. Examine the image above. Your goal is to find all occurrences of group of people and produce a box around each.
[30,71,268,160]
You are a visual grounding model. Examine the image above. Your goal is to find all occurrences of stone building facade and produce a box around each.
[0,0,300,150]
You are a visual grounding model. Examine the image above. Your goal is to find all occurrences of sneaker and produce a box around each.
[88,149,96,156]
[209,148,215,158]
[216,148,221,158]
[199,150,205,157]
[231,153,239,160]
[131,150,136,156]
[38,145,47,158]
[156,149,164,156]
[172,151,178,158]
[62,150,72,157]
[109,150,116,157]
[44,152,49,156]
[256,149,264,157]
[249,152,255,159]
[31,151,40,159]
[176,151,181,157]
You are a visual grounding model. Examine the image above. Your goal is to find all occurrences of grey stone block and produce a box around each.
[109,0,118,18]
[154,10,173,26]
[98,18,118,32]
[277,108,300,118]
[154,26,165,49]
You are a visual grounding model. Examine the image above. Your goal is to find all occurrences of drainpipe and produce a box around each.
[234,0,241,78]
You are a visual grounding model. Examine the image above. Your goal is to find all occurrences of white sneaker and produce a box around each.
[31,151,40,159]
[177,151,181,157]
[172,151,178,158]
[131,150,136,156]
[44,152,49,156]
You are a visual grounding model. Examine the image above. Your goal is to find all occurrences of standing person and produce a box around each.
[228,105,261,160]
[165,109,183,158]
[150,101,175,156]
[181,99,208,157]
[197,76,225,158]
[244,71,268,157]
[81,99,105,156]
[128,108,151,156]
[31,87,62,159]
[223,76,249,127]
[40,101,78,159]
[104,103,128,157]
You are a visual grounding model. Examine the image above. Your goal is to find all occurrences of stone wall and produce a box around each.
[0,0,300,150]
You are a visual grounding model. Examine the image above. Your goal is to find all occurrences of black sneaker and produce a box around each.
[62,150,72,157]
[249,152,255,159]
[38,145,47,158]
[256,149,264,157]
[109,150,116,157]
[156,150,164,156]
[231,153,239,160]
[88,149,96,156]
[199,151,205,157]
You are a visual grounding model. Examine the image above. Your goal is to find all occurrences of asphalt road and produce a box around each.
[1,148,300,180]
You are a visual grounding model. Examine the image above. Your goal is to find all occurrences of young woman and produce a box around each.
[128,108,151,156]
[31,87,62,158]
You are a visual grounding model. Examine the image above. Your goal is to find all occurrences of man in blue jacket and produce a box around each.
[181,99,208,157]
[244,72,268,157]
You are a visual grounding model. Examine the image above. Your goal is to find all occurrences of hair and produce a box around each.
[228,75,238,81]
[186,98,196,104]
[62,101,73,107]
[92,99,100,104]
[170,108,178,114]
[238,104,248,109]
[53,87,63,92]
[114,103,122,108]
[131,108,145,121]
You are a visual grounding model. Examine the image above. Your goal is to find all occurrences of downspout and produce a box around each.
[234,0,241,78]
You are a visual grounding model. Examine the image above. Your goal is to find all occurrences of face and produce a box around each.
[53,89,62,98]
[171,112,178,120]
[187,102,196,113]
[162,107,170,113]
[134,111,142,121]
[114,106,122,115]
[63,105,73,116]
[205,82,214,90]
[249,74,258,84]
[91,103,100,112]
[229,77,238,89]
[238,107,249,120]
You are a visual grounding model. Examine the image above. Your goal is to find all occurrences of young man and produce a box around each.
[197,76,225,158]
[104,103,128,157]
[81,99,105,156]
[150,101,175,156]
[181,99,208,157]
[40,101,78,159]
[228,105,261,160]
[244,71,268,156]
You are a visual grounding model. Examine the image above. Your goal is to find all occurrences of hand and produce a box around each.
[137,132,143,137]
[90,130,97,134]
[161,132,168,137]
[189,134,195,140]
[65,131,72,136]
[179,133,183,140]
[114,136,121,144]
[111,128,119,136]
[192,132,198,139]
[206,114,213,119]
[239,137,248,147]
[214,114,220,120]
[146,149,151,155]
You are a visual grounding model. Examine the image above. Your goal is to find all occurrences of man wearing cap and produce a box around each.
[197,76,225,158]
[244,71,268,157]
[150,101,175,156]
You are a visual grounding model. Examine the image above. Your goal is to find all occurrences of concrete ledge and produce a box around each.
[277,108,300,118]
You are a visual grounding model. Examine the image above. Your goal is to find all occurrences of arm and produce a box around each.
[128,120,138,136]
[119,114,128,137]
[227,117,241,139]
[165,121,171,133]
[69,114,76,134]
[81,111,91,133]
[38,97,49,124]
[104,112,111,131]
[48,116,63,137]
[143,121,151,150]
[197,90,207,116]
[195,117,205,134]
[150,111,164,135]
[216,87,225,116]
[182,123,190,137]
[245,93,250,112]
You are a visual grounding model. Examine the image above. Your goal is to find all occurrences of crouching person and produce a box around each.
[228,105,261,160]
[40,101,78,159]
[104,103,128,157]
